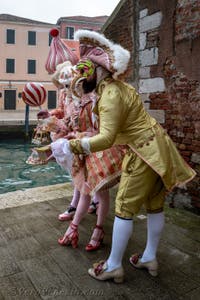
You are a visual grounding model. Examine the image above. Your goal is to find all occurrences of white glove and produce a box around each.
[51,138,73,173]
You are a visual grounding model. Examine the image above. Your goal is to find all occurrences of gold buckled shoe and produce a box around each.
[129,253,158,277]
[88,260,124,283]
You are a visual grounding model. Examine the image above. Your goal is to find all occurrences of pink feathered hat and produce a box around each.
[74,29,130,79]
[45,28,79,74]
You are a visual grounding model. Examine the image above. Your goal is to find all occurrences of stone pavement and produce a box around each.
[0,183,199,300]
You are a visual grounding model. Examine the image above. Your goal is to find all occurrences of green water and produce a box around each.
[0,139,71,194]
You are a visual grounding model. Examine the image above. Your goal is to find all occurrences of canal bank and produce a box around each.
[0,182,71,209]
[0,110,37,138]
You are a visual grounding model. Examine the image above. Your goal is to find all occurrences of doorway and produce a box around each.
[4,90,16,110]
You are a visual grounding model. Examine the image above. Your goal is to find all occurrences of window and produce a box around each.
[28,31,36,45]
[6,59,15,73]
[6,29,15,44]
[28,60,36,74]
[66,27,74,39]
[48,91,57,109]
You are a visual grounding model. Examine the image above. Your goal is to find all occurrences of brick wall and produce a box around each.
[103,0,200,210]
[150,58,200,209]
[175,0,200,42]
[174,0,200,81]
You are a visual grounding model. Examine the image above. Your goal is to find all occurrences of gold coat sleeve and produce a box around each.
[89,83,126,152]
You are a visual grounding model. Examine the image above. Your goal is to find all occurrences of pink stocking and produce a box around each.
[86,189,110,250]
[70,188,80,208]
[95,189,110,226]
[63,194,91,237]
[71,194,91,226]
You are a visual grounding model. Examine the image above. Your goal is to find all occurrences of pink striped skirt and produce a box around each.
[72,145,127,196]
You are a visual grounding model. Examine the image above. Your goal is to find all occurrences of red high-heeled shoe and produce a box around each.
[85,225,104,251]
[58,222,78,248]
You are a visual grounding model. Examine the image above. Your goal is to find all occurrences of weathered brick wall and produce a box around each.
[147,0,200,209]
[150,58,200,208]
[143,0,200,208]
[174,0,200,81]
[175,0,200,42]
[102,0,200,210]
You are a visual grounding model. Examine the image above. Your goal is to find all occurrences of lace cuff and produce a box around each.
[69,137,90,155]
[81,137,91,154]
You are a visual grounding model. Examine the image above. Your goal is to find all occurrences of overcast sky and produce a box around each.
[1,0,120,24]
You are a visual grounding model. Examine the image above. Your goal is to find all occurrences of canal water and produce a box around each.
[0,139,71,194]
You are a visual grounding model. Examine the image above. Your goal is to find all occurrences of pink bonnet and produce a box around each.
[45,28,79,74]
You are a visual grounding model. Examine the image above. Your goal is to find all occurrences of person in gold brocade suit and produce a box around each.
[52,30,196,283]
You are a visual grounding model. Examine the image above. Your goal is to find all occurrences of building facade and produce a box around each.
[0,14,107,114]
[0,14,57,113]
[57,16,108,39]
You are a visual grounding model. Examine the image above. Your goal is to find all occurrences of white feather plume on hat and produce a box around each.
[74,30,130,79]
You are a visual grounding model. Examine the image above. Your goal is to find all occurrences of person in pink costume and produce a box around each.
[44,28,99,220]
[47,60,100,220]
[44,31,115,250]
[51,64,126,251]
[44,28,125,251]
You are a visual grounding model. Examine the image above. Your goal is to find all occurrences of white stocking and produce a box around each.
[106,216,133,272]
[141,212,164,263]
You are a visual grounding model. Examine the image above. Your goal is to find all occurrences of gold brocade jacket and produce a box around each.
[71,78,196,191]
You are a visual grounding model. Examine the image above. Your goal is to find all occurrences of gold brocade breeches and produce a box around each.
[115,150,166,219]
